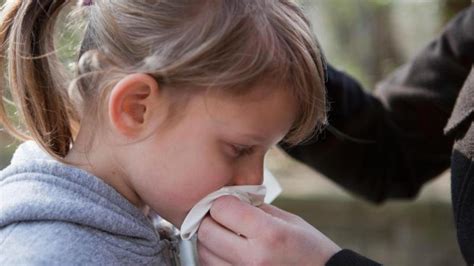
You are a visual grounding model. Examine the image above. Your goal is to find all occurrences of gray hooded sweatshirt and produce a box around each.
[0,141,179,265]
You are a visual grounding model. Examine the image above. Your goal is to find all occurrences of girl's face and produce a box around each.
[125,86,297,226]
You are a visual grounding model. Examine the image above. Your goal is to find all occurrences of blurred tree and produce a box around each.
[441,0,471,24]
[370,1,403,84]
[309,0,402,88]
[303,0,470,91]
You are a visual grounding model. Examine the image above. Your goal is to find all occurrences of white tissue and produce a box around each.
[179,169,281,240]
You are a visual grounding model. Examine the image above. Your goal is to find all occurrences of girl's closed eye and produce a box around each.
[227,143,254,158]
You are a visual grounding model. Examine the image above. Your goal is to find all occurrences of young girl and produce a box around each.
[0,0,327,264]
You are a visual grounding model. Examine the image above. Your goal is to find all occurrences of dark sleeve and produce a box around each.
[326,250,382,266]
[284,6,474,203]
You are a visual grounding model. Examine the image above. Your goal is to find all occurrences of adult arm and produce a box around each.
[284,6,474,203]
[197,196,382,266]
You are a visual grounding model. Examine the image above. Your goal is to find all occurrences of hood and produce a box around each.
[0,141,161,254]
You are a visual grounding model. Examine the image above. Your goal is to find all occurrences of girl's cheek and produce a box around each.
[208,164,234,185]
[200,161,233,183]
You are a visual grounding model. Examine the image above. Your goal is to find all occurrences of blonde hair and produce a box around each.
[0,0,327,159]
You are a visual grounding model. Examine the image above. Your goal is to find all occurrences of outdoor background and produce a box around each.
[0,0,472,265]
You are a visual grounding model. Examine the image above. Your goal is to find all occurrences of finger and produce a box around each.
[197,242,232,266]
[197,215,247,262]
[209,195,271,237]
[259,203,299,222]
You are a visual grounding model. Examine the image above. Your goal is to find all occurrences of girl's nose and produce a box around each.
[233,164,264,186]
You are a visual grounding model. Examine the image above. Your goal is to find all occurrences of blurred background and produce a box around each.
[0,0,472,265]
[268,0,471,265]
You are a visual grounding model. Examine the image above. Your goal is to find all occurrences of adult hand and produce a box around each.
[197,196,341,266]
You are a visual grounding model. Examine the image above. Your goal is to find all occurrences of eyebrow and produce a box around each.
[240,131,286,145]
[241,132,266,143]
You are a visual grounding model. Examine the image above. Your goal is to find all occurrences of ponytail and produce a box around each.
[0,0,329,155]
[0,0,77,158]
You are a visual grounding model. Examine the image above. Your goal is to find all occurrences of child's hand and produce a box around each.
[197,196,341,266]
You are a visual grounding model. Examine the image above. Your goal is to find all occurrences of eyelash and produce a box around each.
[231,145,254,157]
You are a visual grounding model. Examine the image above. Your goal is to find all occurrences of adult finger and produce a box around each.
[197,215,247,262]
[259,203,300,222]
[197,241,232,266]
[209,195,271,237]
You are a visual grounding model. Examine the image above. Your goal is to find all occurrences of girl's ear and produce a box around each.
[108,73,162,138]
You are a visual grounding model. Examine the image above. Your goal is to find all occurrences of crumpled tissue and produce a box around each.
[180,168,281,240]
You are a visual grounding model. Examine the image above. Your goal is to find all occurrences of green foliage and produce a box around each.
[368,0,393,7]
[56,5,87,74]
